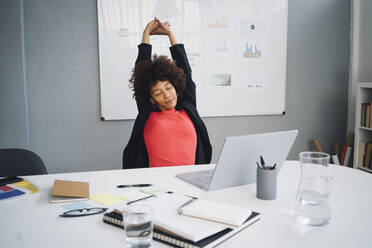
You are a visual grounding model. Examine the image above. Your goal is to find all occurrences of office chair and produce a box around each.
[0,148,48,177]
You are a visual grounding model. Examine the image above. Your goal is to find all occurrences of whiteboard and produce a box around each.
[97,0,288,120]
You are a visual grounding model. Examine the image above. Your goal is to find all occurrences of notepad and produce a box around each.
[50,179,89,203]
[180,198,253,227]
[139,193,228,242]
[105,192,261,247]
[90,193,124,206]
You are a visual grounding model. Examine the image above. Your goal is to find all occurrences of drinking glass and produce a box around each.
[123,204,153,248]
[295,152,332,226]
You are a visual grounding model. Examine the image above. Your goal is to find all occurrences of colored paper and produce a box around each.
[0,185,14,192]
[90,194,124,206]
[12,179,39,193]
[62,201,91,211]
[0,186,25,200]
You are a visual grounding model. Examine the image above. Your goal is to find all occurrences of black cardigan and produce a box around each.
[122,43,212,169]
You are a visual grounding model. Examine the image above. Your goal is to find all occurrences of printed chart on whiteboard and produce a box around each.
[97,0,288,120]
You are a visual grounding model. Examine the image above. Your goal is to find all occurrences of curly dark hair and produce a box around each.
[129,55,186,107]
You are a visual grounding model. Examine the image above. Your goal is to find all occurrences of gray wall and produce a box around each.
[0,0,29,149]
[358,0,372,82]
[0,0,350,174]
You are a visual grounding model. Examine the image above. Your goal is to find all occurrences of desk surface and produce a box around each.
[1,161,371,248]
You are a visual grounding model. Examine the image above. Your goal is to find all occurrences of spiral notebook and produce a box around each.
[103,192,261,248]
[103,209,260,248]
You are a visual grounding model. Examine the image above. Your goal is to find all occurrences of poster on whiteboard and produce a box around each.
[97,0,288,120]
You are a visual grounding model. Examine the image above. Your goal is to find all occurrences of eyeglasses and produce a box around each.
[60,207,108,217]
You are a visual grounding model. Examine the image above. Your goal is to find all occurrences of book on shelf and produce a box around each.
[342,146,352,167]
[333,142,341,162]
[332,155,340,165]
[340,145,347,165]
[363,142,372,168]
[357,141,367,167]
[366,104,370,128]
[360,103,372,128]
[361,103,366,127]
[368,149,372,170]
[370,103,372,128]
[103,193,260,248]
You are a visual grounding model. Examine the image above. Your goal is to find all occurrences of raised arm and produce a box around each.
[151,19,196,105]
[135,19,160,65]
[142,18,190,76]
[152,19,190,75]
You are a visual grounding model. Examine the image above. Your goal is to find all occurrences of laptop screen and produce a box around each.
[208,130,298,191]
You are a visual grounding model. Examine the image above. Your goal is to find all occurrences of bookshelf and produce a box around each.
[353,83,372,173]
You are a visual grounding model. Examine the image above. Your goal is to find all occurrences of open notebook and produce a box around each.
[104,192,260,248]
[137,192,260,244]
[178,198,253,227]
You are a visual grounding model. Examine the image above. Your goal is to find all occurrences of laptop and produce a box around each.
[176,129,298,191]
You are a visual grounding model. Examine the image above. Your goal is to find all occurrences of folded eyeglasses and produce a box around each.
[60,207,108,217]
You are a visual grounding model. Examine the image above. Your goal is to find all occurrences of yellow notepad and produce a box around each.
[90,193,124,206]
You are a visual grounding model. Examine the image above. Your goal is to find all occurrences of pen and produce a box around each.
[117,184,152,188]
[177,198,196,215]
[256,161,263,169]
[127,194,156,205]
[260,155,267,169]
[272,163,277,170]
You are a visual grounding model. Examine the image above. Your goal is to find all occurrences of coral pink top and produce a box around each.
[143,109,197,167]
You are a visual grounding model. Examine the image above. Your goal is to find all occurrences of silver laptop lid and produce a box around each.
[208,129,298,191]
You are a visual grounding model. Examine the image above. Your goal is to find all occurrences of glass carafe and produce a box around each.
[295,152,331,226]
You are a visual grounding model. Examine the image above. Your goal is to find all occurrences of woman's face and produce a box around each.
[150,80,178,111]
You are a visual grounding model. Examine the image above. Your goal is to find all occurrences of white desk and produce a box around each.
[1,161,371,248]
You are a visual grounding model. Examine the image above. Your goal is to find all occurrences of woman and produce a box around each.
[123,18,211,169]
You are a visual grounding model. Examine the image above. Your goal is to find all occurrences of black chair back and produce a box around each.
[0,148,47,177]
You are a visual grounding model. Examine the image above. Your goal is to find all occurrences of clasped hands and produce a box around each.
[143,17,172,36]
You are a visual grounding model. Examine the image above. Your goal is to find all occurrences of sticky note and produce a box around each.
[62,201,91,211]
[90,194,124,206]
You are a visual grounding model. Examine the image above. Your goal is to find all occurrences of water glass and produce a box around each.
[295,152,331,226]
[123,204,153,248]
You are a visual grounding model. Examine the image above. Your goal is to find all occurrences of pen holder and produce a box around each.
[256,167,277,200]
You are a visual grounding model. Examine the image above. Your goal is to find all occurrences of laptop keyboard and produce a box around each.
[176,169,214,190]
[194,174,212,184]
